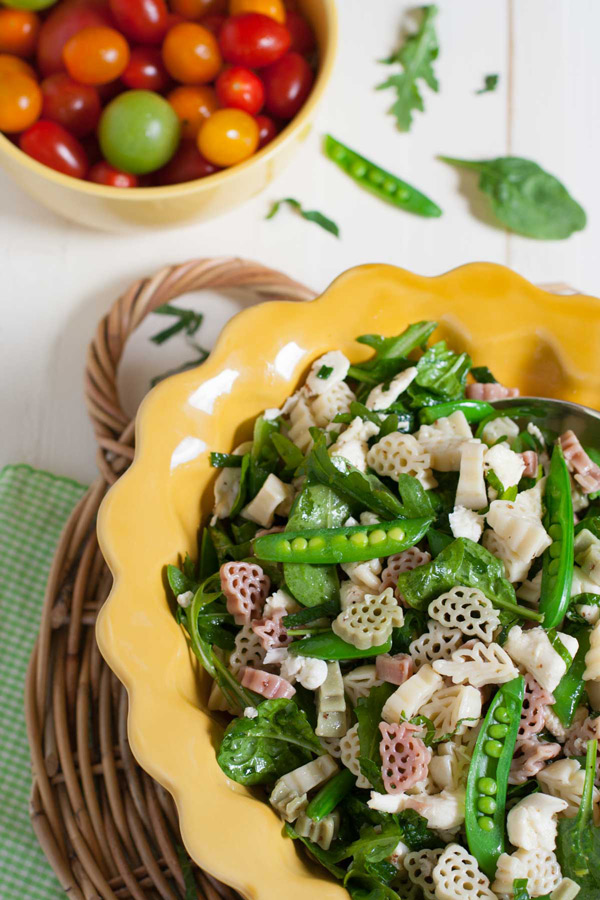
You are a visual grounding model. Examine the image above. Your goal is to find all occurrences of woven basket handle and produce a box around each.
[84,257,317,484]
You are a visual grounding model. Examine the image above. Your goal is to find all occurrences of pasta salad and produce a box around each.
[168,321,600,900]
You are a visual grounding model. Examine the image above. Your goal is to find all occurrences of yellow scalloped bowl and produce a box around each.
[96,262,600,899]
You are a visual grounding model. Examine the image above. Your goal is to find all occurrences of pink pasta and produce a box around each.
[381,548,431,600]
[220,561,270,626]
[466,382,520,401]
[520,451,538,478]
[255,525,286,538]
[509,737,561,785]
[376,653,414,686]
[379,721,431,794]
[518,674,555,739]
[240,666,295,699]
[251,611,291,652]
[564,715,600,760]
[560,430,600,493]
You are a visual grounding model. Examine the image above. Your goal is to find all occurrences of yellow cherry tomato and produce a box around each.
[197,107,258,166]
[0,72,42,132]
[168,84,218,139]
[229,0,285,24]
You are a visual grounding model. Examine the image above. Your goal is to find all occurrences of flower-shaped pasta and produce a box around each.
[564,712,600,758]
[381,547,431,592]
[332,587,404,650]
[251,611,291,652]
[379,721,432,794]
[432,843,497,900]
[376,653,413,686]
[319,736,342,758]
[419,685,482,739]
[433,641,518,689]
[416,411,473,471]
[340,723,371,789]
[409,621,463,669]
[220,561,270,626]
[342,665,382,706]
[518,674,555,739]
[428,585,500,642]
[240,667,295,699]
[229,625,266,672]
[310,380,355,427]
[367,433,436,489]
[537,756,600,814]
[404,848,443,900]
[294,811,340,850]
[492,848,562,897]
[509,737,561,785]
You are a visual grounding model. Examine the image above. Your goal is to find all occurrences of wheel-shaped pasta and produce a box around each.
[432,843,497,900]
[367,433,436,489]
[342,664,383,705]
[584,620,600,680]
[251,610,291,652]
[319,736,342,758]
[487,498,551,560]
[518,674,555,739]
[379,721,432,793]
[332,586,404,650]
[287,393,316,453]
[220,561,270,625]
[509,737,561,785]
[310,379,355,427]
[294,810,340,850]
[432,641,518,689]
[341,558,383,591]
[409,620,464,669]
[491,848,562,897]
[229,624,266,672]
[482,529,532,583]
[381,547,431,591]
[427,585,500,642]
[340,723,370,789]
[419,684,482,739]
[404,848,443,900]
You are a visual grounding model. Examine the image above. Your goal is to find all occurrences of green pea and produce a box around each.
[488,724,509,739]
[349,532,368,547]
[308,537,325,550]
[331,534,348,549]
[388,527,405,541]
[494,707,510,724]
[278,540,292,554]
[549,557,560,575]
[477,777,497,796]
[477,796,497,815]
[332,147,346,162]
[368,529,387,545]
[291,537,308,551]
[484,740,503,758]
[397,188,410,201]
[351,161,367,178]
[369,169,384,185]
[548,523,562,541]
[477,817,495,832]
[549,541,562,559]
[383,178,397,193]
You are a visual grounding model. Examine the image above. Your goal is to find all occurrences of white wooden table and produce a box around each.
[1,0,598,484]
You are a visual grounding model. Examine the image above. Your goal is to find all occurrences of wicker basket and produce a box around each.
[25,258,317,900]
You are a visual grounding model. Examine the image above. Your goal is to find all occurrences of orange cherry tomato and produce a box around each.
[229,0,285,23]
[162,22,221,84]
[0,10,39,58]
[63,26,130,86]
[197,107,258,166]
[171,0,227,19]
[168,84,217,139]
[0,53,36,78]
[0,72,42,133]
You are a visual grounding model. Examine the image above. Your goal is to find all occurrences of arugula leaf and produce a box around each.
[556,739,600,898]
[266,197,340,237]
[377,5,439,132]
[470,365,498,383]
[248,415,280,497]
[439,156,586,240]
[476,74,499,94]
[407,341,472,409]
[271,432,305,480]
[217,698,322,785]
[150,303,204,345]
[347,321,437,386]
[356,684,396,792]
[397,473,436,518]
[167,560,198,597]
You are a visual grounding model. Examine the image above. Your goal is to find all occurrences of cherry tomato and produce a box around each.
[19,119,88,177]
[122,46,169,91]
[167,84,217,139]
[108,0,167,44]
[229,0,285,23]
[98,89,180,173]
[0,53,35,77]
[199,13,225,36]
[255,112,276,148]
[63,26,130,85]
[0,72,42,132]
[37,0,114,77]
[219,13,289,68]
[285,10,314,54]
[216,66,263,115]
[162,22,221,84]
[89,160,138,186]
[156,140,218,183]
[197,106,257,166]
[41,73,101,136]
[262,50,312,118]
[171,0,227,18]
[0,9,39,57]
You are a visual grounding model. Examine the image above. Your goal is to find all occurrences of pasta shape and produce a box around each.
[584,620,600,681]
[339,580,369,610]
[419,684,482,739]
[220,561,270,626]
[317,661,345,713]
[241,667,295,699]
[492,848,562,897]
[381,548,431,591]
[270,755,338,822]
[311,380,355,427]
[409,620,464,669]
[367,433,436,489]
[332,586,404,650]
[504,626,577,694]
[242,473,293,528]
[329,416,380,473]
[537,757,600,815]
[382,664,443,724]
[517,569,543,604]
[379,721,432,793]
[563,712,600,758]
[294,810,340,850]
[432,843,497,900]
[433,641,518,689]
[287,394,316,453]
[251,611,291,652]
[455,440,487,510]
[319,736,342,758]
[486,499,552,561]
[213,465,242,519]
[365,366,418,411]
[404,848,443,900]
[481,415,519,446]
[341,558,383,591]
[342,664,383,705]
[509,737,561,785]
[507,793,569,852]
[229,624,266,672]
[416,411,473,471]
[429,741,471,793]
[519,674,555,739]
[340,723,371,788]
[305,350,350,395]
[482,528,532,583]
[428,585,500,642]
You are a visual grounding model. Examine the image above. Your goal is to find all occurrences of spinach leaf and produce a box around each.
[397,473,436,518]
[284,824,348,879]
[439,156,586,240]
[391,608,428,653]
[395,809,442,850]
[347,321,437,386]
[248,415,280,497]
[345,825,402,900]
[283,599,340,629]
[377,5,439,132]
[271,432,305,480]
[407,341,471,409]
[355,683,396,791]
[476,74,499,95]
[556,740,600,898]
[266,197,340,238]
[506,779,539,807]
[210,452,243,468]
[470,365,498,384]
[217,698,322,785]
[426,527,454,557]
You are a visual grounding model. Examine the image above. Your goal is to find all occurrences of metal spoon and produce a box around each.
[493,397,600,444]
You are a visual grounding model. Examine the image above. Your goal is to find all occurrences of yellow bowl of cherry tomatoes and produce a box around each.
[0,0,336,231]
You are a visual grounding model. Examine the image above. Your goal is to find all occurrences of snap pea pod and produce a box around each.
[551,625,591,727]
[465,675,525,881]
[539,444,574,629]
[306,768,355,822]
[254,517,432,565]
[289,631,392,660]
[419,400,495,425]
[323,134,442,218]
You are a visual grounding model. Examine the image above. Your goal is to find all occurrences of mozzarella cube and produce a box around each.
[481,416,519,446]
[449,505,484,542]
[484,443,525,488]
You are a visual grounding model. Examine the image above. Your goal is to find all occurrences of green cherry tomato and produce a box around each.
[98,90,180,175]
[2,0,58,10]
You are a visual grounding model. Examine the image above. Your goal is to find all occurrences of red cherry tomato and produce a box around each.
[0,9,40,58]
[37,0,114,77]
[219,13,289,68]
[122,46,169,91]
[199,14,225,36]
[156,139,218,184]
[89,160,138,186]
[216,65,263,115]
[171,0,227,18]
[255,113,276,148]
[19,119,88,178]
[41,74,101,137]
[285,11,314,55]
[108,0,167,45]
[262,50,312,118]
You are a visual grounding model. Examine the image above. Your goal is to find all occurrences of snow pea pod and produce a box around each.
[539,444,574,629]
[306,768,355,822]
[323,135,442,218]
[419,400,495,425]
[551,625,591,727]
[465,675,525,881]
[255,517,432,565]
[289,631,392,661]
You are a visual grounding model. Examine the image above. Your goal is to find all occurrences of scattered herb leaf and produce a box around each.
[266,197,340,237]
[476,74,499,94]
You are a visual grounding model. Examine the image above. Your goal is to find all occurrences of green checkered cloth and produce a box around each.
[0,465,87,900]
